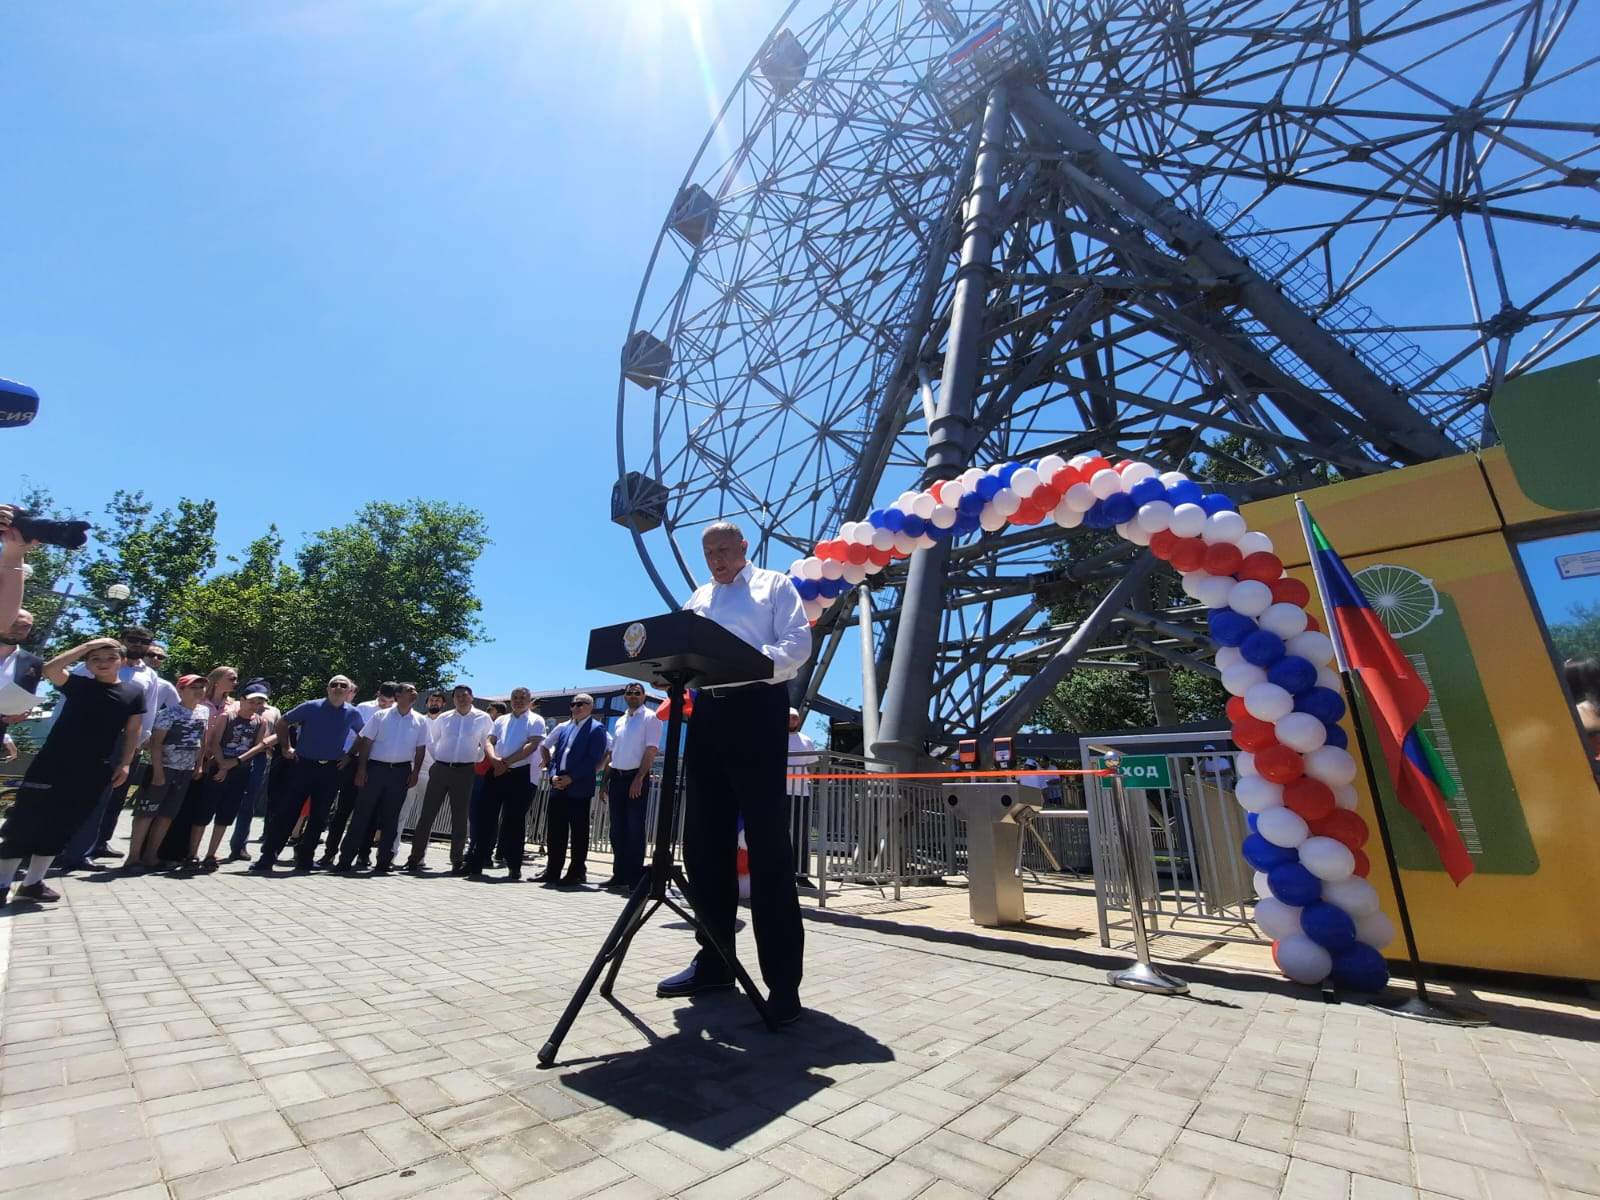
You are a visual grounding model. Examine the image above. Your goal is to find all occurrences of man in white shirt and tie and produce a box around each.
[405,684,492,875]
[468,686,546,881]
[657,521,812,1025]
[336,682,429,874]
[601,682,662,890]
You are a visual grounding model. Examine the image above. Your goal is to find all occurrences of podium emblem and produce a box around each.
[623,621,648,658]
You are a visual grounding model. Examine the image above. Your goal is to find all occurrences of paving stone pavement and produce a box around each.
[2,854,1599,1200]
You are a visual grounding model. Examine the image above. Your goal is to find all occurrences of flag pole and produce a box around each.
[1294,498,1487,1026]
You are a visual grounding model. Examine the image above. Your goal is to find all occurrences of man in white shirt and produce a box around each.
[394,689,448,861]
[405,684,492,874]
[658,521,812,1024]
[786,707,820,887]
[335,683,429,874]
[467,687,546,881]
[602,682,662,890]
[320,681,396,869]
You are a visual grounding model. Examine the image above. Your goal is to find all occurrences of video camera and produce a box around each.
[8,510,90,550]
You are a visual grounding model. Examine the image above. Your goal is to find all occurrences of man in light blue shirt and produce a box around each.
[251,675,364,874]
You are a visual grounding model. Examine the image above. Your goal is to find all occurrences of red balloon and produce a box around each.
[1256,744,1306,784]
[1114,459,1136,473]
[1238,552,1284,583]
[1312,808,1370,849]
[889,545,909,559]
[1204,543,1244,576]
[814,542,834,561]
[1283,777,1335,822]
[1009,504,1039,526]
[1170,539,1206,573]
[867,547,892,566]
[1351,847,1371,878]
[1270,577,1311,607]
[1231,716,1279,752]
[846,543,870,564]
[1033,482,1062,510]
[1226,695,1250,724]
[1304,613,1321,632]
[1080,455,1111,477]
[1050,465,1081,491]
[1149,530,1179,560]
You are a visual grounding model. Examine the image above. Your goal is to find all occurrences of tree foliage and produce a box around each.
[1549,600,1600,664]
[79,491,218,633]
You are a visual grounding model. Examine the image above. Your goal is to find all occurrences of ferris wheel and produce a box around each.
[612,0,1599,756]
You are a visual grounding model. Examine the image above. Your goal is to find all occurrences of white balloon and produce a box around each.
[1243,681,1295,722]
[916,533,937,550]
[960,467,985,490]
[820,559,845,581]
[1221,663,1268,698]
[1275,935,1333,985]
[1287,630,1336,667]
[1181,571,1208,600]
[1275,711,1329,753]
[1169,503,1207,538]
[1069,453,1095,469]
[1257,806,1309,849]
[1259,602,1310,639]
[1052,500,1084,530]
[1316,667,1344,692]
[789,559,807,579]
[1136,501,1174,533]
[862,555,886,575]
[1255,897,1305,941]
[895,491,919,511]
[1121,461,1159,486]
[1237,751,1258,777]
[1060,482,1093,513]
[992,488,1022,516]
[1236,775,1284,813]
[800,557,824,581]
[911,492,936,520]
[1119,521,1151,546]
[1304,745,1357,786]
[1331,782,1359,811]
[1320,876,1380,918]
[1214,645,1244,672]
[1253,869,1272,899]
[1089,468,1123,499]
[1201,511,1248,545]
[838,522,858,544]
[1192,574,1236,609]
[1228,579,1273,617]
[871,529,895,552]
[842,562,867,585]
[1354,909,1397,949]
[1237,531,1274,557]
[930,504,957,530]
[1037,454,1066,479]
[980,507,1007,532]
[893,533,918,555]
[1299,835,1356,881]
[1011,466,1041,499]
[1159,470,1190,488]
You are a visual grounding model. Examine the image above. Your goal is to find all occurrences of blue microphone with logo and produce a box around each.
[0,378,38,429]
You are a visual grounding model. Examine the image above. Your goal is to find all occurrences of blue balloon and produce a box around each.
[902,514,927,537]
[1267,655,1317,695]
[957,491,984,516]
[1300,902,1358,950]
[1267,862,1321,907]
[882,508,906,533]
[817,578,840,599]
[1200,493,1238,515]
[1167,479,1203,505]
[975,475,1001,501]
[955,514,981,534]
[998,462,1022,486]
[1208,609,1256,647]
[1129,478,1166,506]
[1247,812,1260,834]
[868,509,888,528]
[1242,833,1296,871]
[795,578,819,601]
[1330,943,1389,993]
[1296,687,1346,724]
[927,522,952,541]
[1323,724,1349,749]
[1241,629,1286,668]
[1083,502,1112,529]
[1102,494,1137,525]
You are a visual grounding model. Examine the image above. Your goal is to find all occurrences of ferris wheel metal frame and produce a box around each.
[612,0,1600,763]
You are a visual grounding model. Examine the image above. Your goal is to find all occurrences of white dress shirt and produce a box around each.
[609,705,663,770]
[361,706,431,763]
[428,707,494,764]
[491,711,547,772]
[787,730,819,797]
[683,562,812,685]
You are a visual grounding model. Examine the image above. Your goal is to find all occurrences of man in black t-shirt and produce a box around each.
[0,638,144,905]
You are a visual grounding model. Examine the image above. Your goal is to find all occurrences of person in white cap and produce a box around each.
[786,707,819,888]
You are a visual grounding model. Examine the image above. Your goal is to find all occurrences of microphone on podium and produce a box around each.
[0,378,39,429]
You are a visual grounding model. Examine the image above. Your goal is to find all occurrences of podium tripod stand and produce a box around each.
[537,667,775,1066]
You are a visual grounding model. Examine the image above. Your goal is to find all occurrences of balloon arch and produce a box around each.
[788,453,1395,992]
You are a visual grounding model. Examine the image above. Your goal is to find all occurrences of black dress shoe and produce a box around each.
[768,989,803,1026]
[657,963,735,998]
[597,876,622,889]
[315,856,335,870]
[532,869,559,884]
[224,850,251,864]
[248,861,274,875]
[372,862,392,876]
[559,870,587,887]
[17,881,61,903]
[89,844,118,860]
[505,869,521,882]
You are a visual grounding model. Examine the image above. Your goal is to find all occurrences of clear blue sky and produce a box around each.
[1,1,782,696]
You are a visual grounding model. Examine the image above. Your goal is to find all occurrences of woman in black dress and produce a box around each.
[0,638,144,905]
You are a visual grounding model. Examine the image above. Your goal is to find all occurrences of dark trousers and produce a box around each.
[607,768,648,885]
[407,762,475,868]
[319,758,361,862]
[684,683,802,995]
[790,793,812,876]
[467,771,493,862]
[260,759,341,868]
[544,790,592,877]
[229,754,273,853]
[467,769,534,874]
[338,761,411,868]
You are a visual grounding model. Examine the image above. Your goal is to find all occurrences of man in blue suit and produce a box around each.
[535,693,608,886]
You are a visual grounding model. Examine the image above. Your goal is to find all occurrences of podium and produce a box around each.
[537,611,777,1066]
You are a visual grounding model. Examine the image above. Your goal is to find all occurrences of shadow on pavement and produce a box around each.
[558,999,893,1148]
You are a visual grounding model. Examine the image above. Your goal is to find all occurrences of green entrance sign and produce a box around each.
[1094,754,1171,790]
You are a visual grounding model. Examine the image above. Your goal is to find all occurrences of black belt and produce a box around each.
[435,759,477,766]
[701,682,781,699]
[371,759,412,767]
[303,758,339,766]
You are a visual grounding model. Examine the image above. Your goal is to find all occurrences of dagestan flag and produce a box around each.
[1297,503,1475,884]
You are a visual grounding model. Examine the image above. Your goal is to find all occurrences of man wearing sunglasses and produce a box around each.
[252,675,365,873]
[535,694,608,886]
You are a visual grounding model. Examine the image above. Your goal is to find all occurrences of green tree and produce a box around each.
[166,529,306,689]
[1549,600,1600,663]
[79,491,218,634]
